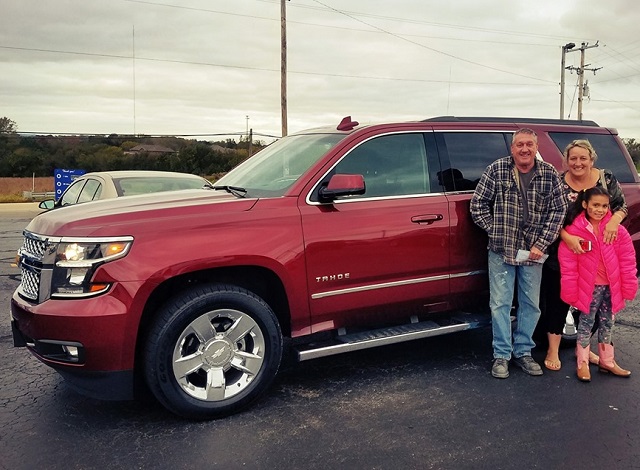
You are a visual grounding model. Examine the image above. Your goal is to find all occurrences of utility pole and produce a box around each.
[575,43,601,120]
[560,41,600,120]
[133,25,136,136]
[280,0,288,137]
[559,42,575,119]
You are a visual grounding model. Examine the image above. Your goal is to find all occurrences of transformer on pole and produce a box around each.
[560,41,600,120]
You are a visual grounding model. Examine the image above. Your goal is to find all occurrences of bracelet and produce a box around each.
[616,213,625,222]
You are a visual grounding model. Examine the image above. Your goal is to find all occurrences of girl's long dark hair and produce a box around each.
[565,186,610,226]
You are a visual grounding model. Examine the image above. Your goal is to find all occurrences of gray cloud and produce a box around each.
[1,0,639,139]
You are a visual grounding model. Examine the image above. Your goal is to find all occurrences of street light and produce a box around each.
[560,42,576,119]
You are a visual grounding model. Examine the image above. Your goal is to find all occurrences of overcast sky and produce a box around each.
[2,0,639,142]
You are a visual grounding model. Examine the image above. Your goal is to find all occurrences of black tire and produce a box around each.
[143,283,283,420]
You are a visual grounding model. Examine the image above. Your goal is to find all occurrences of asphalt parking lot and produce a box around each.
[2,203,640,470]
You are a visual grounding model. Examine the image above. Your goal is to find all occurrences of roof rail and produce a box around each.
[422,116,599,127]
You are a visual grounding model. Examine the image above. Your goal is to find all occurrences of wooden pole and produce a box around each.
[280,0,288,137]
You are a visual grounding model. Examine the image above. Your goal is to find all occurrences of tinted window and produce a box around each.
[331,133,429,198]
[437,132,510,191]
[548,132,635,183]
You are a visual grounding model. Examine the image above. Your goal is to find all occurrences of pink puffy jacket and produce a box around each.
[558,212,638,314]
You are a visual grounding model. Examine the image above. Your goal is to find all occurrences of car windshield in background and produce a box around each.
[113,177,210,196]
[215,133,345,197]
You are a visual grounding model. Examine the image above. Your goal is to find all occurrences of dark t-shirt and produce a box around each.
[519,168,535,227]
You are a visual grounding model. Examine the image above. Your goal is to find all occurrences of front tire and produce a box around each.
[144,283,283,419]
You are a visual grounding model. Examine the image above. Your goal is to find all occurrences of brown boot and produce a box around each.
[576,344,591,382]
[598,343,631,377]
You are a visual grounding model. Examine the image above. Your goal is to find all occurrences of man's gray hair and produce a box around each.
[512,128,538,144]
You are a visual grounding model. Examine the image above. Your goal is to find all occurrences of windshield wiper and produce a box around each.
[212,185,248,198]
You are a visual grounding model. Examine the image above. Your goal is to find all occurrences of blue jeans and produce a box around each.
[488,250,542,360]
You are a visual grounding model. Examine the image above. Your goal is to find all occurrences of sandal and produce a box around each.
[544,358,562,371]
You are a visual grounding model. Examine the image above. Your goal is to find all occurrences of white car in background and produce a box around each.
[39,170,213,210]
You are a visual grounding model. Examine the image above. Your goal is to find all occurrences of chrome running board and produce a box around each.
[295,311,491,362]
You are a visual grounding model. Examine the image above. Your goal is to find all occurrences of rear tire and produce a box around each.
[144,283,282,419]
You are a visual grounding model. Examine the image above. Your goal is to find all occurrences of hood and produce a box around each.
[26,189,259,237]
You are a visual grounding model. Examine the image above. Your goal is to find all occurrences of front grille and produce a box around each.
[17,231,55,303]
[22,234,48,259]
[19,265,40,301]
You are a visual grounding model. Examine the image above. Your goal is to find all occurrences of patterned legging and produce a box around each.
[577,285,614,348]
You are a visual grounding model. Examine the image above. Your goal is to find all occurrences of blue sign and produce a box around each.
[54,168,86,201]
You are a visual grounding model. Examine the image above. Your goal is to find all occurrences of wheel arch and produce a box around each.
[133,266,291,390]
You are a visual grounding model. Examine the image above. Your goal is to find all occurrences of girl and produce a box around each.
[558,187,638,382]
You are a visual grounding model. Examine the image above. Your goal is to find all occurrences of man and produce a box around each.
[471,128,567,378]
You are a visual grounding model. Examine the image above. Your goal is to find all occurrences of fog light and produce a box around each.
[62,345,80,360]
[36,340,85,364]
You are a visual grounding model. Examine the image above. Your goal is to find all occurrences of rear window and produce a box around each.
[548,132,635,183]
[436,132,510,190]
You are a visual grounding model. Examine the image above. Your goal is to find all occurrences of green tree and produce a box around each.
[0,117,17,134]
[0,117,19,174]
[120,141,139,151]
[0,129,254,177]
[3,146,44,176]
[623,138,640,168]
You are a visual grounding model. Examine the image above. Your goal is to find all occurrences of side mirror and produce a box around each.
[38,200,55,210]
[318,174,366,202]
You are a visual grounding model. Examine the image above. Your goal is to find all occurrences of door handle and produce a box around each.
[411,214,443,224]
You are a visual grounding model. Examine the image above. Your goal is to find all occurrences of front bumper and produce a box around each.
[10,286,140,400]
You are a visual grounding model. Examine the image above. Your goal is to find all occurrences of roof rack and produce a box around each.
[422,116,599,127]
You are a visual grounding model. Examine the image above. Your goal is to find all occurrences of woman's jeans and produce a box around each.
[488,250,543,360]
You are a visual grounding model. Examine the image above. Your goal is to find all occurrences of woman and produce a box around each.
[540,139,628,371]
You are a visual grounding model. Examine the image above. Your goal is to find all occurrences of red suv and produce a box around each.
[11,116,640,419]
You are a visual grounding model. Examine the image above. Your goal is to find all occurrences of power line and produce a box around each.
[17,130,281,139]
[593,45,640,82]
[0,45,554,87]
[308,0,554,83]
[145,0,582,42]
[125,0,569,82]
[0,2,590,88]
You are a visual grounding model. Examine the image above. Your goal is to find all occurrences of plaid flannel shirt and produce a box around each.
[470,156,568,265]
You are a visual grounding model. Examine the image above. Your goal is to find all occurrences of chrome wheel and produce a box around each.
[172,308,266,401]
[144,284,282,419]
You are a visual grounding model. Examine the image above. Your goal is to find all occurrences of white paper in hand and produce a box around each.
[515,249,548,264]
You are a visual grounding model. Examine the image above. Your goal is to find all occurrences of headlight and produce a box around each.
[52,237,133,298]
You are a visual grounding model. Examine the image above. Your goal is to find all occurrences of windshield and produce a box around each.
[215,133,345,197]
